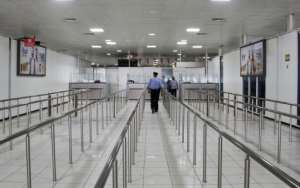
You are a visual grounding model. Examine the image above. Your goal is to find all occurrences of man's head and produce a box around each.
[172,76,175,80]
[153,72,158,77]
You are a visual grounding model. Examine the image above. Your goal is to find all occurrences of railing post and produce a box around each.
[112,160,118,188]
[187,111,190,152]
[244,155,250,188]
[128,128,132,183]
[289,105,293,142]
[25,134,32,188]
[17,99,20,128]
[258,110,263,151]
[218,135,223,188]
[123,138,127,188]
[203,123,207,183]
[96,101,99,135]
[48,93,52,117]
[277,115,282,163]
[68,115,73,164]
[89,105,93,143]
[244,106,248,141]
[75,94,78,117]
[51,123,57,182]
[9,107,13,150]
[101,101,104,129]
[80,110,84,152]
[178,104,181,136]
[182,107,185,143]
[193,115,197,166]
[113,96,116,118]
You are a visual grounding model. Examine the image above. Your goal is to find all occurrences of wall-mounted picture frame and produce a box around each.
[17,40,47,76]
[240,40,266,77]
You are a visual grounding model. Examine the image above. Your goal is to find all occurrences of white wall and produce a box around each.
[0,37,78,99]
[208,59,220,83]
[223,50,243,94]
[0,36,9,99]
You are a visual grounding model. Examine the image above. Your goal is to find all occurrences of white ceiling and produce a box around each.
[0,0,300,62]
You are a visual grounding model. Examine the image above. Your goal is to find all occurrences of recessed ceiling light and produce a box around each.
[106,41,116,45]
[177,40,187,45]
[147,45,157,48]
[186,28,200,33]
[106,53,111,56]
[173,49,178,53]
[177,53,182,56]
[117,49,122,53]
[91,45,102,49]
[89,28,104,33]
[192,45,203,49]
[105,39,112,42]
[148,33,156,36]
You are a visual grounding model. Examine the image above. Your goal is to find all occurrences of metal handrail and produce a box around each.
[0,89,127,146]
[0,89,87,111]
[94,90,146,188]
[0,89,128,188]
[163,91,300,188]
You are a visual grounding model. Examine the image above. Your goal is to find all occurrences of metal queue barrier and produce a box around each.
[0,89,128,188]
[0,89,94,150]
[162,91,300,188]
[94,90,146,188]
[183,87,300,166]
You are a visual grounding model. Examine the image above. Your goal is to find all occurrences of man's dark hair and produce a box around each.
[153,72,158,77]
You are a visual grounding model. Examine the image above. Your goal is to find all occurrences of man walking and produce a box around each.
[148,72,162,113]
[169,76,178,97]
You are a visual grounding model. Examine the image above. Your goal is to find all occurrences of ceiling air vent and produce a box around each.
[83,32,95,36]
[63,17,78,23]
[196,32,208,36]
[212,18,226,22]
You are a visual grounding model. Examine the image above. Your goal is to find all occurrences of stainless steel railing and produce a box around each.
[184,88,300,164]
[0,89,128,188]
[94,90,146,188]
[163,90,300,188]
[0,89,95,150]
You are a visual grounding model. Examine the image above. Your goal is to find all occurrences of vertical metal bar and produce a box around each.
[17,99,20,128]
[123,138,127,188]
[106,99,109,126]
[56,93,59,114]
[29,97,31,124]
[258,110,262,151]
[182,107,185,143]
[68,115,73,164]
[101,101,104,129]
[96,102,99,135]
[113,96,116,118]
[193,115,197,166]
[9,107,12,150]
[273,103,277,134]
[112,160,118,188]
[244,106,248,141]
[178,104,181,136]
[27,104,30,129]
[277,115,282,163]
[89,105,93,143]
[187,111,190,152]
[39,97,42,121]
[128,128,132,183]
[51,123,57,182]
[2,102,5,133]
[244,155,250,188]
[289,105,293,142]
[203,123,207,183]
[25,134,32,188]
[218,136,223,188]
[80,110,84,152]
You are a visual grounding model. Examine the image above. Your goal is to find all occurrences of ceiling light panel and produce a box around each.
[89,28,104,33]
[186,28,200,33]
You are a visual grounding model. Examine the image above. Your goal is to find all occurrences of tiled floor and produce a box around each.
[112,102,297,188]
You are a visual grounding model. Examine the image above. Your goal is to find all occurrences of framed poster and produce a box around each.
[240,40,266,77]
[17,40,47,76]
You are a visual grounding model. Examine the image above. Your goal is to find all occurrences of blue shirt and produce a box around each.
[148,77,162,90]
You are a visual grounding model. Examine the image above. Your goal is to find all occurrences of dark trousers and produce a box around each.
[150,89,160,112]
[170,89,177,97]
